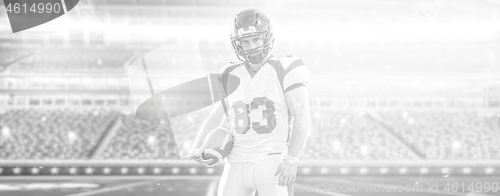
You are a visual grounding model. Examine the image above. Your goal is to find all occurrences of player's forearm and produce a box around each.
[287,111,311,159]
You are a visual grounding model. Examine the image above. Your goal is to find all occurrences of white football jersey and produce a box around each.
[218,55,310,162]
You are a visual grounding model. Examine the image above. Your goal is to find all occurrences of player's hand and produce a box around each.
[191,144,216,167]
[274,158,297,195]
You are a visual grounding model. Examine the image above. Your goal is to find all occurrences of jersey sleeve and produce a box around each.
[217,62,241,92]
[281,56,310,93]
[215,62,243,116]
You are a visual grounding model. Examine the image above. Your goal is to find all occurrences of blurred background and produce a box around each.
[0,0,500,195]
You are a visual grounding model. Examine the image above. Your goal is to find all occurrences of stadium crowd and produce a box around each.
[0,109,499,160]
[0,109,118,159]
[99,114,178,159]
[380,111,500,159]
[301,110,417,160]
[0,47,32,72]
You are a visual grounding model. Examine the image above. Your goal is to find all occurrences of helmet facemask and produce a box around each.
[231,31,274,65]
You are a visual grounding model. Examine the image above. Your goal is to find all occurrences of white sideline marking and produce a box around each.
[293,183,355,196]
[328,178,468,196]
[65,180,158,196]
[0,176,219,180]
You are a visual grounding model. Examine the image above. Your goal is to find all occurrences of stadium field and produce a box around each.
[0,175,498,196]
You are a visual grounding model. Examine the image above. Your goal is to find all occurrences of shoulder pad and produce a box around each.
[220,61,244,75]
[277,55,304,71]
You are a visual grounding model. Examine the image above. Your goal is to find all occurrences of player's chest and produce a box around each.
[231,66,281,100]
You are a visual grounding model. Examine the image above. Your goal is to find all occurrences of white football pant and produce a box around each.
[217,159,288,196]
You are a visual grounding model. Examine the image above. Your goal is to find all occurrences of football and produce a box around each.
[202,127,234,165]
[128,44,240,159]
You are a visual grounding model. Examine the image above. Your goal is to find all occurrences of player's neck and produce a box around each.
[247,63,262,72]
[247,54,271,72]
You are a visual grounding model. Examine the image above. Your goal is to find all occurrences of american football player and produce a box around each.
[191,9,311,196]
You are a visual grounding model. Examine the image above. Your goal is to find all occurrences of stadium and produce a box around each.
[0,0,500,195]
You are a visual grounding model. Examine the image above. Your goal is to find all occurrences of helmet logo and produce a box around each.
[237,26,257,36]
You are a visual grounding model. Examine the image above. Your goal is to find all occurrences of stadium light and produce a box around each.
[207,168,214,174]
[69,167,78,175]
[30,167,40,175]
[1,126,10,138]
[153,167,162,175]
[452,141,461,150]
[137,167,145,175]
[340,167,349,175]
[462,167,471,175]
[320,167,329,174]
[103,167,111,175]
[189,168,197,175]
[120,167,129,175]
[359,167,368,175]
[13,167,21,175]
[301,167,311,175]
[85,167,94,175]
[485,167,495,175]
[441,168,451,175]
[147,136,156,145]
[50,167,59,175]
[399,167,408,175]
[419,167,429,175]
[379,167,389,175]
[171,167,180,174]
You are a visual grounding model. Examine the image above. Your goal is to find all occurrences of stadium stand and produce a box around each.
[1,43,495,75]
[379,111,500,160]
[1,108,499,160]
[301,110,418,160]
[283,47,497,74]
[99,114,178,159]
[337,49,494,74]
[0,47,32,72]
[167,109,212,158]
[0,109,119,159]
[8,48,133,72]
